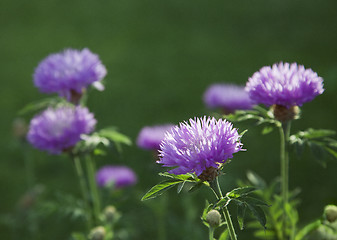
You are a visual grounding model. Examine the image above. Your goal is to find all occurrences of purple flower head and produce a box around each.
[96,166,137,189]
[27,106,96,154]
[158,116,243,176]
[203,84,253,113]
[246,62,324,108]
[136,124,175,150]
[33,48,107,100]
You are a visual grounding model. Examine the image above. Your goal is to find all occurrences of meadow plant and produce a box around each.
[15,48,337,240]
[220,62,337,239]
[23,48,134,240]
[142,116,268,240]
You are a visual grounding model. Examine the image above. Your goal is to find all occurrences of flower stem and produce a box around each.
[73,155,92,230]
[209,226,215,240]
[279,121,291,239]
[210,178,238,240]
[85,154,101,225]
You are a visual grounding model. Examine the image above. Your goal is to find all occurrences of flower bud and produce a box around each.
[272,105,300,122]
[104,205,117,222]
[206,209,221,228]
[324,205,337,223]
[198,167,220,182]
[89,226,105,240]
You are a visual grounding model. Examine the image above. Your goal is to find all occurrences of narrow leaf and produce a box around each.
[158,172,196,181]
[99,128,132,146]
[18,97,63,115]
[247,204,266,228]
[226,187,256,198]
[325,146,337,159]
[216,197,231,209]
[295,220,321,240]
[188,181,205,193]
[177,181,186,194]
[237,204,246,230]
[246,171,266,189]
[141,179,183,201]
[298,128,336,139]
[239,196,270,207]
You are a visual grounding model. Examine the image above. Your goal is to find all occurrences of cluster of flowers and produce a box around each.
[137,62,324,180]
[27,48,136,188]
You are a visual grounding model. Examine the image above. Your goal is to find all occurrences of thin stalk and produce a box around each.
[209,226,215,240]
[210,178,238,240]
[85,154,101,225]
[73,155,92,230]
[279,121,291,239]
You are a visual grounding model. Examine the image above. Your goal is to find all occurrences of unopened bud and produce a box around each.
[272,105,300,122]
[206,210,221,228]
[89,226,105,240]
[198,167,220,182]
[104,205,117,222]
[324,205,337,223]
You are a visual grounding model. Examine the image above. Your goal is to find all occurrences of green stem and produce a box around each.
[73,155,92,230]
[209,226,215,240]
[279,121,291,239]
[210,178,238,240]
[85,154,101,225]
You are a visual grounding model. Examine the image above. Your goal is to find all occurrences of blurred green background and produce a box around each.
[1,0,337,239]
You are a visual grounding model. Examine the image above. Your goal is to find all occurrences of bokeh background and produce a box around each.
[1,0,337,239]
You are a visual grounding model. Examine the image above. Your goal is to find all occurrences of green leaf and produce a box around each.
[71,232,87,240]
[297,128,336,139]
[18,97,65,115]
[247,204,266,229]
[239,196,269,207]
[188,181,205,193]
[295,220,321,240]
[216,197,231,209]
[239,129,248,137]
[237,204,246,230]
[219,229,229,240]
[141,179,183,201]
[226,187,256,198]
[177,181,186,194]
[246,171,266,189]
[325,146,337,159]
[158,172,196,181]
[99,127,132,146]
[73,134,110,154]
[261,126,274,135]
[253,229,275,239]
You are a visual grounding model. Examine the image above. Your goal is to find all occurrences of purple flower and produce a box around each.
[203,84,253,113]
[33,48,107,100]
[96,166,137,189]
[136,124,175,150]
[158,116,243,176]
[245,62,324,108]
[27,106,96,154]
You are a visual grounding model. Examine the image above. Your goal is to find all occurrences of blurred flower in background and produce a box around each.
[136,124,174,150]
[96,165,137,189]
[33,48,107,103]
[203,83,253,114]
[27,106,96,154]
[158,116,243,179]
